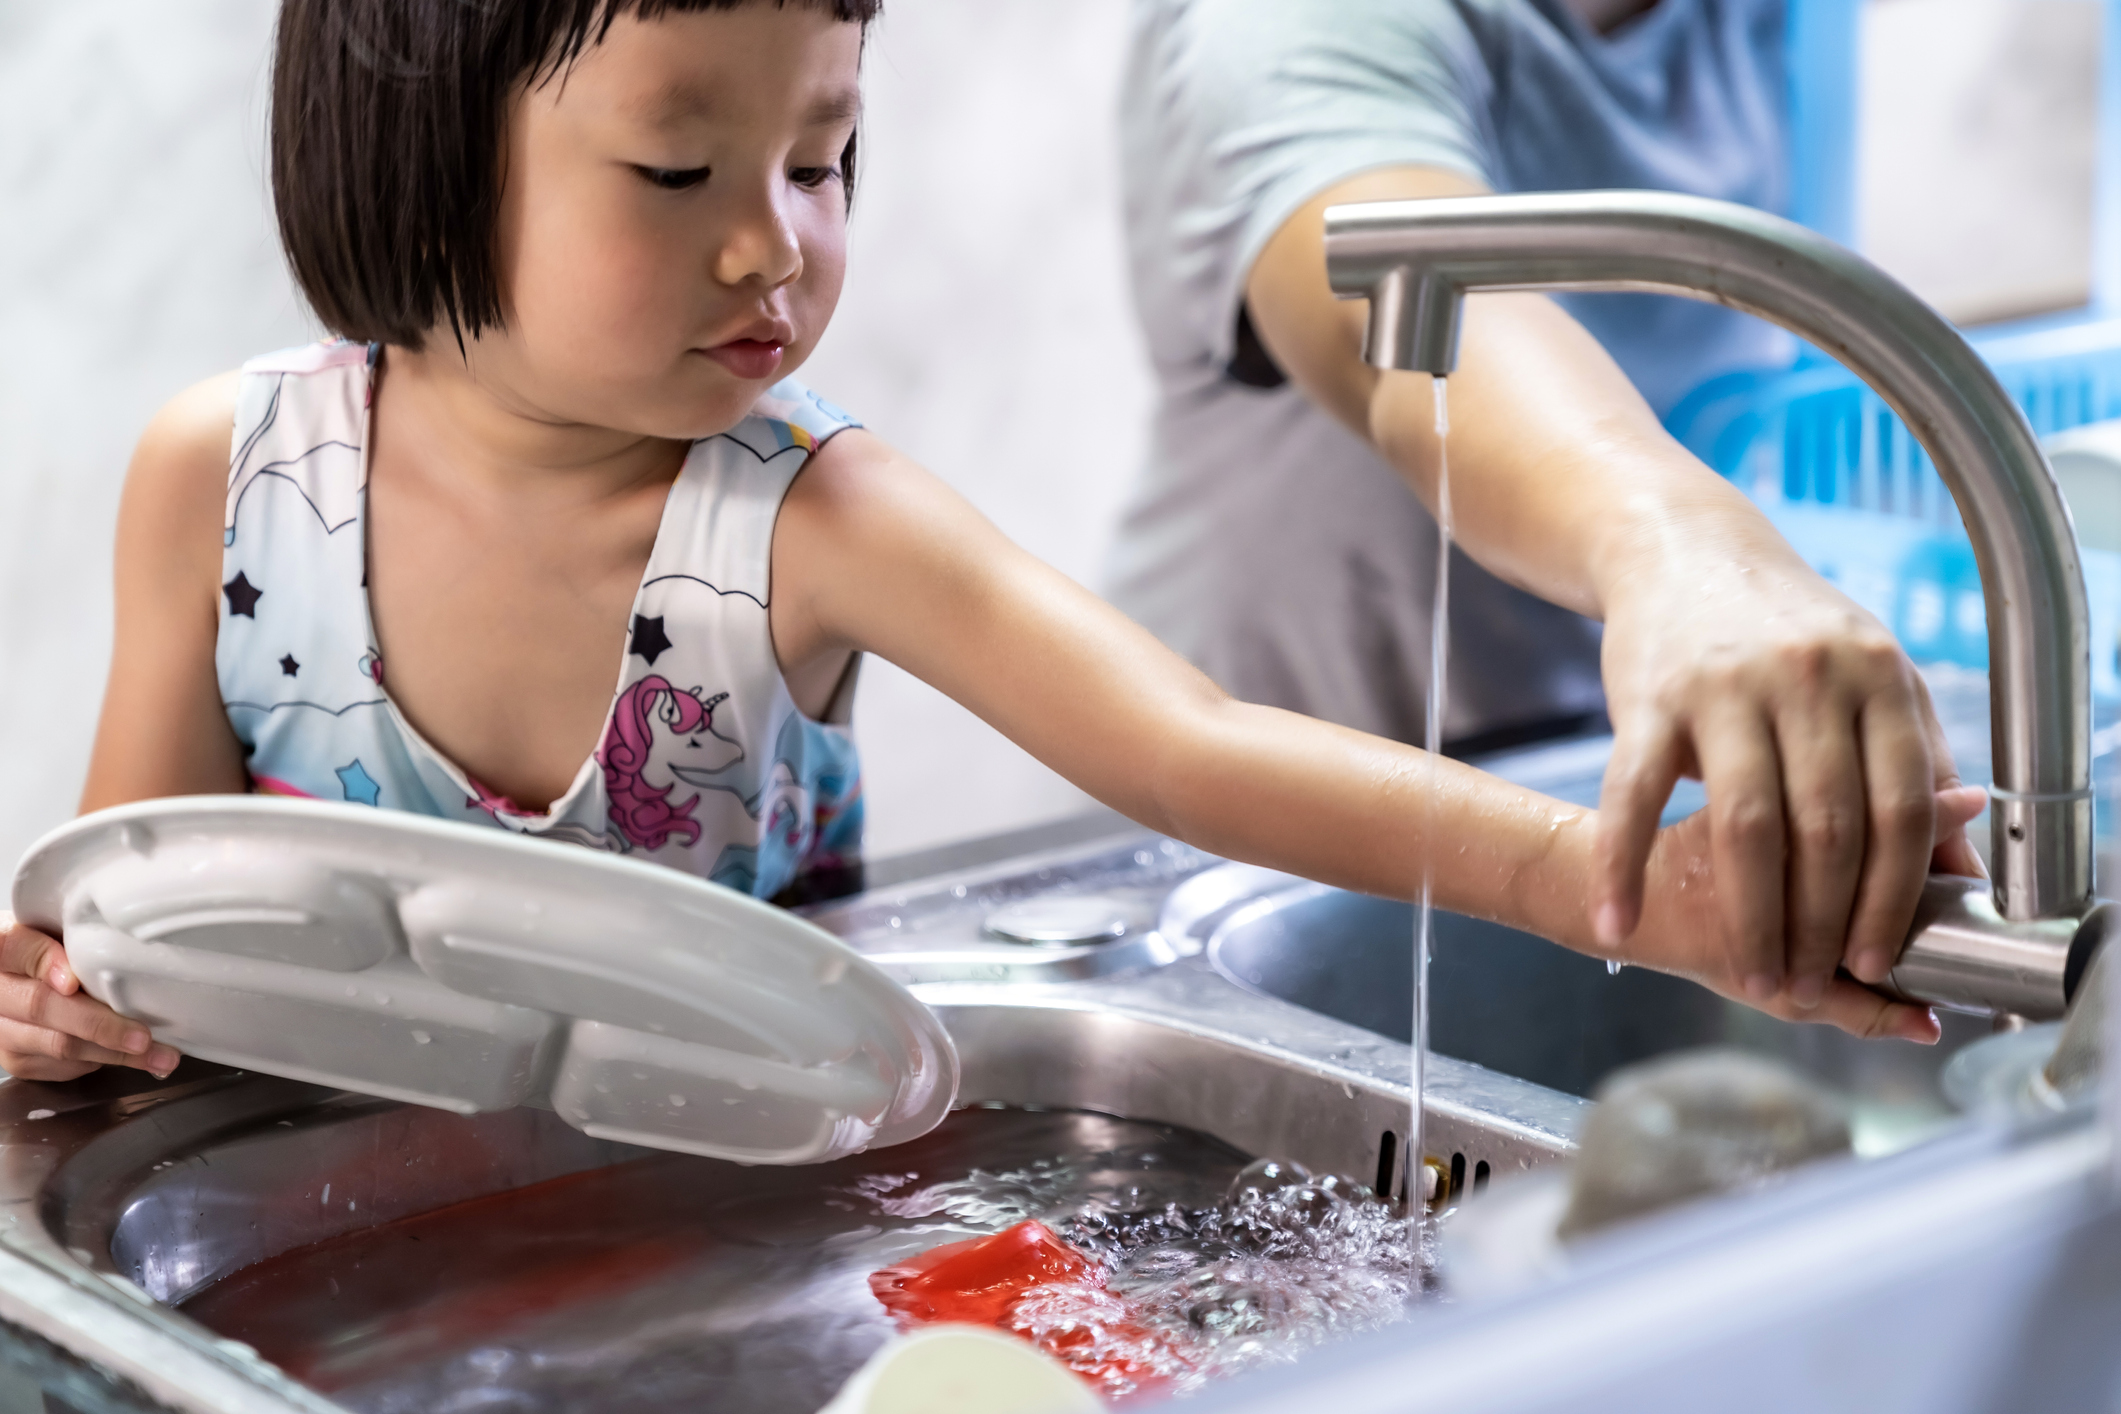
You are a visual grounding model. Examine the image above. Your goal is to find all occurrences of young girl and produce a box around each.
[0,0,1980,1082]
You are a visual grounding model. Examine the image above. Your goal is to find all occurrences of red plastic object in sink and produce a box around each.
[869,1220,1186,1398]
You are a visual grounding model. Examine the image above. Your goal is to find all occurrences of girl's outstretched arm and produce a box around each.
[0,376,245,1080]
[770,430,1974,1041]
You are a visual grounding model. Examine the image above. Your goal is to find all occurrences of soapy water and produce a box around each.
[180,1107,1432,1413]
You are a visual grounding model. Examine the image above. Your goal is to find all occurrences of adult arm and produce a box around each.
[1242,165,1979,1012]
[771,427,1972,1040]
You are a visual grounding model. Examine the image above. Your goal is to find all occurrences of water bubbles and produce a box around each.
[1225,1157,1309,1204]
[1040,1163,1424,1397]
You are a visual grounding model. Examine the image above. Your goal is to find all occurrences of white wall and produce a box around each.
[803,1,1145,850]
[1858,0,2102,324]
[0,0,1144,869]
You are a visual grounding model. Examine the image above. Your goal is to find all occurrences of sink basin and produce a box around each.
[1187,863,1989,1152]
[0,826,1588,1414]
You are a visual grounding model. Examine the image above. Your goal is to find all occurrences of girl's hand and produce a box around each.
[0,916,179,1082]
[1593,562,1975,1012]
[1612,784,1991,1042]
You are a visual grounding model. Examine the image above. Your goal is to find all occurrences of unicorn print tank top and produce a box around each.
[217,342,865,902]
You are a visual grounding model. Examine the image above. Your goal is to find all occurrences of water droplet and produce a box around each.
[1607,959,1624,976]
[668,1094,687,1108]
[24,1109,53,1121]
[411,1030,432,1045]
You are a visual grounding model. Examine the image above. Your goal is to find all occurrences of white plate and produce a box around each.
[13,797,957,1164]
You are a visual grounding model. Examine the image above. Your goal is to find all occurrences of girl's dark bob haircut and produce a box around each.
[272,0,879,350]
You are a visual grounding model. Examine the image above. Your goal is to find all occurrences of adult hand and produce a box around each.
[1242,164,1981,1006]
[1614,782,1988,1041]
[0,915,179,1081]
[1592,555,1982,1012]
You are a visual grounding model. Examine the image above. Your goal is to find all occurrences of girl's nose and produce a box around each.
[714,185,803,289]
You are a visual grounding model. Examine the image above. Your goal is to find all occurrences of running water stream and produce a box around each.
[1412,376,1452,1218]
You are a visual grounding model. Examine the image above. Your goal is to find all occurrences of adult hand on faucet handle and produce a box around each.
[0,916,179,1082]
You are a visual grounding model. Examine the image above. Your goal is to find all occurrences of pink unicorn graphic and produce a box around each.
[599,676,744,851]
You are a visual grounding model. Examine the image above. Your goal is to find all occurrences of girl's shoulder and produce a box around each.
[132,341,368,517]
[130,369,243,507]
[737,378,863,455]
[239,340,372,379]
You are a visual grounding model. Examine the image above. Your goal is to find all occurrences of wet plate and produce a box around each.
[14,796,956,1164]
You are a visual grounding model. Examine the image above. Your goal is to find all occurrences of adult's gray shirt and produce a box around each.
[1107,0,1793,749]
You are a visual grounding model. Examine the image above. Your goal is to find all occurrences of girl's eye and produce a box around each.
[789,165,841,191]
[637,165,710,191]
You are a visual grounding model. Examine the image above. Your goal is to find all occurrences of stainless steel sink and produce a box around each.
[1189,861,1991,1152]
[0,825,1589,1414]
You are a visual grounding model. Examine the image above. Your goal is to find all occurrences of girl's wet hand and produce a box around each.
[0,915,179,1082]
[1615,786,1987,1043]
[1590,561,1972,1010]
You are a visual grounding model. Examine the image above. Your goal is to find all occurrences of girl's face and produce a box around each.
[475,5,862,439]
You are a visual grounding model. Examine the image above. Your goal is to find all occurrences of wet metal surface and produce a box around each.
[178,1108,1249,1414]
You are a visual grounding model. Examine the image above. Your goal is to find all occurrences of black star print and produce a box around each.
[279,654,300,678]
[222,572,263,619]
[629,613,674,665]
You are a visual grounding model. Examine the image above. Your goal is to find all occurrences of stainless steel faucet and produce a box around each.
[1324,189,2108,1018]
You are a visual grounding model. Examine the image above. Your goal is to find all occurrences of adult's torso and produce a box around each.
[1108,0,1789,747]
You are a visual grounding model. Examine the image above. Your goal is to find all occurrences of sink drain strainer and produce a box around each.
[983,896,1130,947]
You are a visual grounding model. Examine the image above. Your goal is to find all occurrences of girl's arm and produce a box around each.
[79,375,252,810]
[771,430,1975,1042]
[1242,165,1979,1011]
[0,376,243,1080]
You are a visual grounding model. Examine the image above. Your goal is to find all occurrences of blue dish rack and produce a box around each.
[1663,320,2121,701]
[1686,0,2121,699]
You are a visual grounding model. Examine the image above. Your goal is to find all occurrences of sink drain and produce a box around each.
[983,896,1130,947]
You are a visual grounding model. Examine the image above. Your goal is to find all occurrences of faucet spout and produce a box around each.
[1324,190,2092,930]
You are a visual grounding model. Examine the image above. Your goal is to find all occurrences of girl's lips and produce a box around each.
[701,339,785,380]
